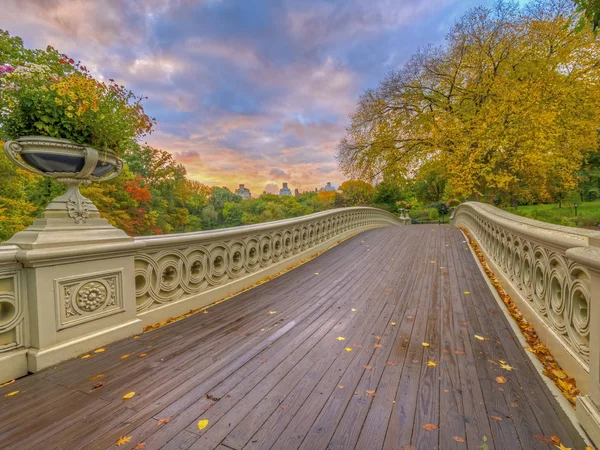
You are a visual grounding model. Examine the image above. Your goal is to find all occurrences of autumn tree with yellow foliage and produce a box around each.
[338,0,600,204]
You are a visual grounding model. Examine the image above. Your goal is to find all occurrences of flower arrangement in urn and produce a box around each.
[0,49,155,225]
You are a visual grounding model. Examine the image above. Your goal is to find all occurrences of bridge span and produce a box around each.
[0,223,588,449]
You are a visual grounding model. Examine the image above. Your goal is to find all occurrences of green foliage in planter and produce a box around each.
[0,30,155,155]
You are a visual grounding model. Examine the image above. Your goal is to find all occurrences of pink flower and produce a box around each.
[0,64,15,74]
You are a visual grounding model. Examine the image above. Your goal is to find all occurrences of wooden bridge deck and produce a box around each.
[0,226,580,450]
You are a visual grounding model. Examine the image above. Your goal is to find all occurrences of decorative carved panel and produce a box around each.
[54,270,124,330]
[0,271,25,352]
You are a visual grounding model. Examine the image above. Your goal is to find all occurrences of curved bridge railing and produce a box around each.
[453,202,600,443]
[0,207,401,384]
[133,207,402,324]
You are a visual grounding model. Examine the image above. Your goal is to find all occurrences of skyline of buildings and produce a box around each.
[241,181,338,199]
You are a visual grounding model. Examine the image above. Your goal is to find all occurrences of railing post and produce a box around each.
[569,237,600,445]
[1,199,142,376]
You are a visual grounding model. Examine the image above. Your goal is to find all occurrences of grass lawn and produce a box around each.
[504,202,600,229]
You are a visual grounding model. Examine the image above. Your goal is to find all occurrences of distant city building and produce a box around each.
[235,184,251,200]
[294,188,300,196]
[320,182,336,192]
[279,182,292,196]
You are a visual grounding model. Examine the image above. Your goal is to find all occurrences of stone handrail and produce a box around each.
[0,207,402,384]
[452,202,600,444]
[133,207,402,324]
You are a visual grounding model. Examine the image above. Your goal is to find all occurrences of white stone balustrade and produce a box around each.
[452,201,600,444]
[0,207,401,384]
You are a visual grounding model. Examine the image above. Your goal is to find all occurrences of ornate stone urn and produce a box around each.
[3,136,129,248]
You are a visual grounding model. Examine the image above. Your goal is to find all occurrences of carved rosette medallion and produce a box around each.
[76,281,108,312]
[55,270,124,330]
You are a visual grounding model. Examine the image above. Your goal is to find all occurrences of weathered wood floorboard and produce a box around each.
[0,226,580,450]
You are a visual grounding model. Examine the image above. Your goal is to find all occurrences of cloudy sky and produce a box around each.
[1,0,501,195]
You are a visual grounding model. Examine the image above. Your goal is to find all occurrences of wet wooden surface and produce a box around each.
[0,226,579,449]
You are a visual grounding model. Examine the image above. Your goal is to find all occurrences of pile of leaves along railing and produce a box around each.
[460,227,580,407]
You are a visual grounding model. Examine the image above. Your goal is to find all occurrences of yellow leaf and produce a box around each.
[0,379,15,388]
[314,273,319,275]
[337,336,345,341]
[464,291,470,295]
[338,385,344,389]
[139,353,147,357]
[554,444,572,450]
[430,261,436,264]
[496,376,507,384]
[500,363,514,371]
[202,310,208,314]
[490,415,503,421]
[345,347,353,352]
[269,311,276,315]
[89,374,104,381]
[474,334,487,341]
[351,308,357,312]
[116,436,131,446]
[123,391,136,399]
[422,342,430,347]
[391,322,397,326]
[427,361,438,367]
[81,354,91,359]
[365,390,376,396]
[120,354,131,360]
[94,348,106,353]
[4,390,19,397]
[197,419,209,430]
[133,335,140,339]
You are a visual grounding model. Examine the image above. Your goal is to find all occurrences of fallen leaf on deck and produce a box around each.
[269,311,276,315]
[123,391,136,399]
[89,374,104,381]
[495,376,507,384]
[391,322,397,326]
[94,348,106,353]
[452,436,465,443]
[197,419,209,430]
[375,336,382,340]
[133,335,140,339]
[427,361,438,367]
[337,336,345,341]
[120,354,131,360]
[315,273,319,275]
[552,369,567,379]
[116,436,131,446]
[139,353,147,357]
[157,417,172,425]
[490,416,503,421]
[134,443,146,450]
[422,423,437,431]
[92,382,104,389]
[500,363,514,371]
[364,365,372,370]
[338,385,344,389]
[511,402,518,407]
[533,435,561,445]
[0,379,15,388]
[345,347,352,352]
[453,350,465,355]
[430,261,436,264]
[351,308,357,312]
[474,335,488,341]
[4,390,19,397]
[374,344,383,349]
[464,291,470,295]
[203,310,208,314]
[554,444,571,450]
[365,390,376,396]
[81,354,91,359]
[422,342,430,347]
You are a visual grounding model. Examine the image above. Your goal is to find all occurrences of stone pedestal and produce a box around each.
[1,192,143,374]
